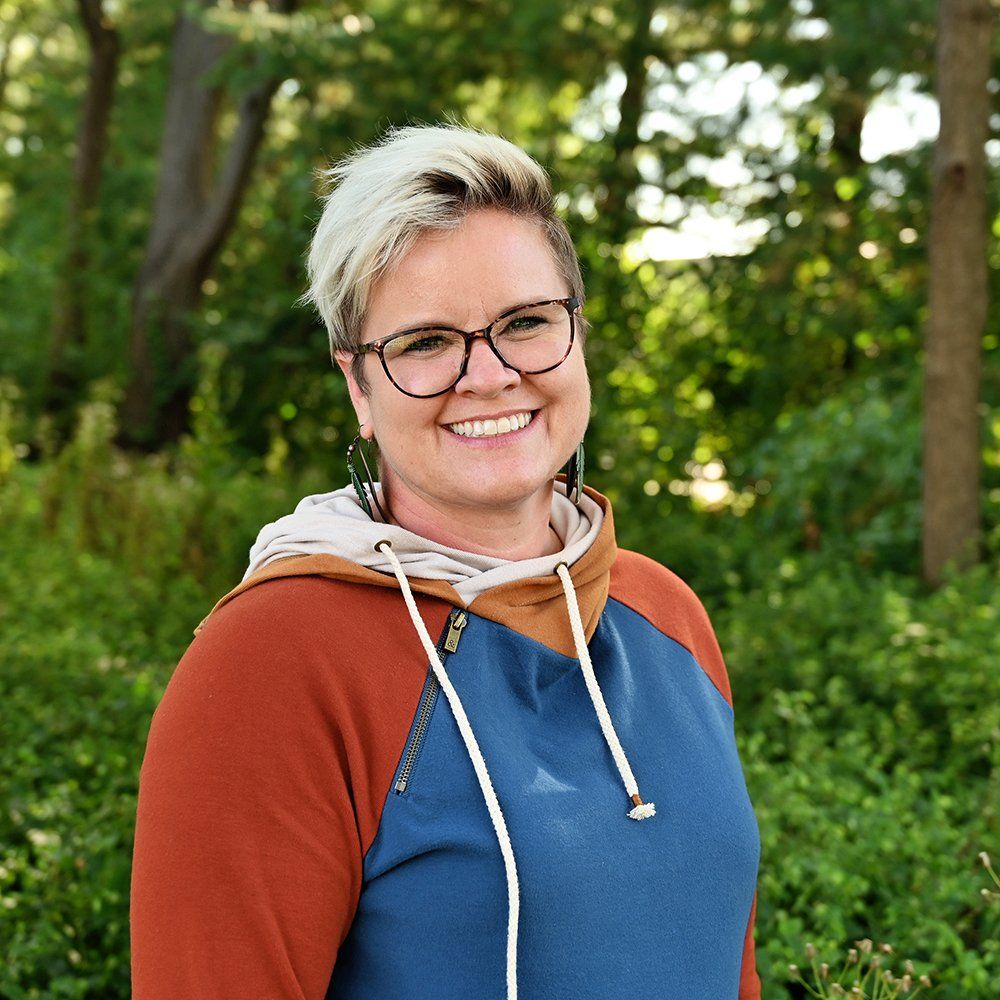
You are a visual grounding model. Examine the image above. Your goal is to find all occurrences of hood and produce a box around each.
[195,480,616,658]
[241,478,603,600]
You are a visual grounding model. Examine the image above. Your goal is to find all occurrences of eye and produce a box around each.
[385,330,457,360]
[402,333,448,354]
[508,315,546,330]
[500,314,553,341]
[499,302,565,337]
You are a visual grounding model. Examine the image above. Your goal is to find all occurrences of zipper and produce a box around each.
[394,608,467,794]
[443,610,468,652]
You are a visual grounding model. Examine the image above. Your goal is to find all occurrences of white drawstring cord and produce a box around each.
[555,562,656,821]
[376,541,520,1000]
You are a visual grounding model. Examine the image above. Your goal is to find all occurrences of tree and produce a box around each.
[45,0,120,421]
[121,0,297,447]
[921,0,994,584]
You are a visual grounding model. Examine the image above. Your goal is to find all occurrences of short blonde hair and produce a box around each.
[300,122,586,392]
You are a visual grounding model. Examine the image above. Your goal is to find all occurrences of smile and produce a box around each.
[445,411,534,438]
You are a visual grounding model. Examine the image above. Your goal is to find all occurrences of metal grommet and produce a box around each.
[374,539,392,553]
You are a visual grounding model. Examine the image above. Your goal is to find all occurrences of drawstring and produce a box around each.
[555,562,656,821]
[376,542,655,1000]
[376,541,521,1000]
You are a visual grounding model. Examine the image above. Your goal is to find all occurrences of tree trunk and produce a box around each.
[45,0,120,419]
[0,22,15,113]
[921,0,993,585]
[122,0,295,447]
[595,0,656,251]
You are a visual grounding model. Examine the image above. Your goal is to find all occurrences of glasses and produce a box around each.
[352,295,581,398]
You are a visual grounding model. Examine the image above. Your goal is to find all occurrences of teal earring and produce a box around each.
[347,430,389,522]
[563,441,585,507]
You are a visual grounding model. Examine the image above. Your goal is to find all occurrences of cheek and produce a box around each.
[555,358,591,423]
[370,393,441,452]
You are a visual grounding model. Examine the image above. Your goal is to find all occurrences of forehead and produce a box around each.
[365,209,565,330]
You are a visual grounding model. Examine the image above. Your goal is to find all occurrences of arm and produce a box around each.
[130,577,442,999]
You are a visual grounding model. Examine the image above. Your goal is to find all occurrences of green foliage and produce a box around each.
[0,549,172,999]
[724,556,1000,998]
[1,363,998,995]
[26,346,332,599]
[740,374,924,574]
[1,0,998,994]
[5,0,995,465]
[0,366,331,997]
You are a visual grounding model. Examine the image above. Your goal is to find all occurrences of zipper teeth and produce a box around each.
[394,610,456,794]
[394,677,440,792]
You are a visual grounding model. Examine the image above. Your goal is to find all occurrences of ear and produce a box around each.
[334,352,373,438]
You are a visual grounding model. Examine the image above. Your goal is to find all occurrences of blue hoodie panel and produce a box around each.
[325,597,760,999]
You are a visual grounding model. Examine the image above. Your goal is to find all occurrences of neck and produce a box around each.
[380,477,562,561]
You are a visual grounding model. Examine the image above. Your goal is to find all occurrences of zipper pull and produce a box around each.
[443,610,468,653]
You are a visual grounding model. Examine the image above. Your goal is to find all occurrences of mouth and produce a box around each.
[443,409,536,439]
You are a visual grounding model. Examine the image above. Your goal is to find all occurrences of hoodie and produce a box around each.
[130,482,762,1000]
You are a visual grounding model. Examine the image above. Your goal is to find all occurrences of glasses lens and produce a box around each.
[383,329,467,396]
[493,302,573,373]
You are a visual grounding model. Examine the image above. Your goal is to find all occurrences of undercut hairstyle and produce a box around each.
[300,122,587,393]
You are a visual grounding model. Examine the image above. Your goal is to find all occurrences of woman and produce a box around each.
[130,123,762,1000]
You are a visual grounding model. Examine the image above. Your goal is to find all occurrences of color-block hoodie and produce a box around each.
[130,482,762,1000]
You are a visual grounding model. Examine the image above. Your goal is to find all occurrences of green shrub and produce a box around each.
[0,365,997,997]
[0,366,331,997]
[722,557,1000,999]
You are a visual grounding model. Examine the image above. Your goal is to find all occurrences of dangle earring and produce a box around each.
[347,429,389,523]
[563,441,585,508]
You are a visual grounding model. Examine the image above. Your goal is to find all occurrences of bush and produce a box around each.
[719,557,1000,998]
[0,363,331,998]
[1,364,996,997]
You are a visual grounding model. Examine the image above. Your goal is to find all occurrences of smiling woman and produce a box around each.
[336,208,590,558]
[129,123,763,1000]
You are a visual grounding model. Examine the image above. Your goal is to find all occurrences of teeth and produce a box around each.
[447,411,534,438]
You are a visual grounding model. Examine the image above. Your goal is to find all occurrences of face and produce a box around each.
[336,208,590,517]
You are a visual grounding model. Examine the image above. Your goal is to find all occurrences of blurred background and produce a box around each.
[1,0,998,996]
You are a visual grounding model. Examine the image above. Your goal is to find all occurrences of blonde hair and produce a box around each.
[300,122,586,392]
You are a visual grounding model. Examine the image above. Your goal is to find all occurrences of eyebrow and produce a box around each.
[386,296,553,337]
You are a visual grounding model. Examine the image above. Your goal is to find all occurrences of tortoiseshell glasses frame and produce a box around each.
[350,295,582,398]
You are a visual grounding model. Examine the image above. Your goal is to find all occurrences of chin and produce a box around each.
[448,468,552,510]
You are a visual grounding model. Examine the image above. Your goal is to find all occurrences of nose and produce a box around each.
[454,335,521,397]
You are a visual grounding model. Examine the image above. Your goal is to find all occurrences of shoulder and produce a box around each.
[195,573,451,680]
[609,548,708,628]
[143,574,451,855]
[202,572,389,639]
[611,547,696,598]
[158,575,452,770]
[609,548,733,708]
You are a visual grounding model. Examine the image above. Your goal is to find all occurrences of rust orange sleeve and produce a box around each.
[611,549,762,998]
[739,889,762,999]
[130,576,451,1000]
